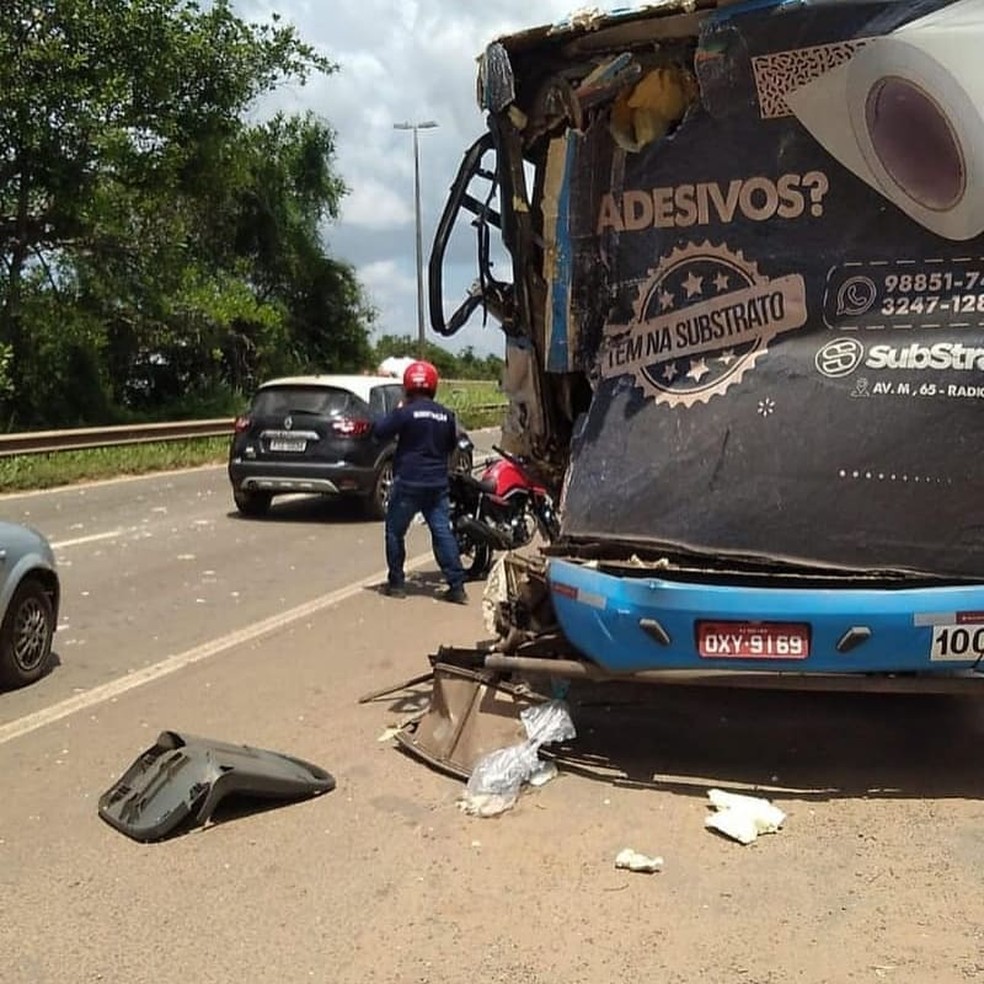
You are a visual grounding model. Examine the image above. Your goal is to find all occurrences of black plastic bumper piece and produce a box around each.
[98,730,336,842]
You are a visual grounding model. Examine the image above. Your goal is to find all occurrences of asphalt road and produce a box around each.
[0,428,500,732]
[2,433,984,984]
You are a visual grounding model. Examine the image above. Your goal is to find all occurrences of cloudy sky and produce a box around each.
[234,0,602,357]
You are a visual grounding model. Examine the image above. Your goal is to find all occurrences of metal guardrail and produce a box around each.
[0,419,234,458]
[0,404,507,458]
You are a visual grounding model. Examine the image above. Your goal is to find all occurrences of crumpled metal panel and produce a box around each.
[394,664,540,779]
[477,42,516,113]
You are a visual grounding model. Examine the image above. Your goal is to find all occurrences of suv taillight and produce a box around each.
[331,417,371,437]
[234,415,251,434]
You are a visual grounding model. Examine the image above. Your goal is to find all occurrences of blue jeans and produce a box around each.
[385,480,465,590]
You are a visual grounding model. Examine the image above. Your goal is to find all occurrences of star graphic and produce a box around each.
[713,272,731,293]
[682,271,704,299]
[717,349,736,366]
[659,289,674,312]
[661,361,679,382]
[687,358,710,383]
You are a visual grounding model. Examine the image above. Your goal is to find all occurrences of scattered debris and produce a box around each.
[458,700,576,817]
[704,788,786,845]
[482,552,558,651]
[394,663,538,779]
[615,848,664,873]
[528,760,558,787]
[377,708,429,743]
[98,730,335,842]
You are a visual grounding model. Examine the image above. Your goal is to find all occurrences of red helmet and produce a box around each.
[402,360,439,396]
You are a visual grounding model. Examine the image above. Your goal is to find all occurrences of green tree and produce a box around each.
[372,334,502,380]
[0,0,372,427]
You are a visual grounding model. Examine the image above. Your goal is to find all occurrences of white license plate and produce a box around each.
[269,438,306,453]
[697,621,810,659]
[930,624,984,661]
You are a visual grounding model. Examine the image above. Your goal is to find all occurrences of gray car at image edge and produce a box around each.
[0,521,60,689]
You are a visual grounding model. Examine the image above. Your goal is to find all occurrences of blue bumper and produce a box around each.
[548,558,984,675]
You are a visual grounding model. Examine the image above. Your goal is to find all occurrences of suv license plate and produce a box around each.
[269,438,306,452]
[697,621,810,660]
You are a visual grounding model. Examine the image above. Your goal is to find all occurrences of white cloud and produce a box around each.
[234,0,589,354]
[341,179,412,229]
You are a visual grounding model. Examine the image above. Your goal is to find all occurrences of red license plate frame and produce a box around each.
[696,620,811,660]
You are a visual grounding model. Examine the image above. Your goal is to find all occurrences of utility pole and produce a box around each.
[393,120,439,359]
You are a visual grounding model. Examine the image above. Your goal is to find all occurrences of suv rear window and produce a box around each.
[251,386,365,417]
[369,384,404,415]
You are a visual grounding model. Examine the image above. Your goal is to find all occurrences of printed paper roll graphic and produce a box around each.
[785,0,984,241]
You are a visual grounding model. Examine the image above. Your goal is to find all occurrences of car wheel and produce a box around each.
[234,487,272,517]
[0,577,55,689]
[367,459,394,520]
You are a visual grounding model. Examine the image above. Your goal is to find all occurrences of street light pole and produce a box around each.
[394,120,438,359]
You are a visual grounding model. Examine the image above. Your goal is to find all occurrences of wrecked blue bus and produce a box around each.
[429,0,984,683]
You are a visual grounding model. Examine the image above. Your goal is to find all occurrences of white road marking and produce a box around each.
[51,530,124,550]
[0,552,431,746]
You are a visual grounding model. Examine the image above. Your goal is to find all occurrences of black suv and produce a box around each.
[228,374,472,519]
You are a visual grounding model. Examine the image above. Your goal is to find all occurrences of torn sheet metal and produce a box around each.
[543,135,578,374]
[477,42,515,113]
[501,2,707,52]
[482,551,558,649]
[500,339,547,456]
[394,663,542,780]
[576,53,643,111]
[610,65,698,151]
[98,731,335,842]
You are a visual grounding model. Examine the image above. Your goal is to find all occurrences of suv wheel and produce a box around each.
[234,487,272,517]
[367,459,394,520]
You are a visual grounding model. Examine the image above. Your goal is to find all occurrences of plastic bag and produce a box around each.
[520,700,576,746]
[460,700,575,817]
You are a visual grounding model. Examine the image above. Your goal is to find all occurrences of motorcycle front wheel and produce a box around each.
[456,532,493,581]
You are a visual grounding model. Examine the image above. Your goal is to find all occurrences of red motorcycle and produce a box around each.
[449,444,560,580]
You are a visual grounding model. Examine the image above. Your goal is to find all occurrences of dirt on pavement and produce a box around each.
[2,567,983,984]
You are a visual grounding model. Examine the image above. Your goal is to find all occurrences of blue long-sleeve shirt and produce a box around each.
[372,397,458,488]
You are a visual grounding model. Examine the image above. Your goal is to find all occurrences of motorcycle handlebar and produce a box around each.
[491,444,518,464]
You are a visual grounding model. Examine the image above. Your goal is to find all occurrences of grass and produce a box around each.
[441,378,507,430]
[0,380,507,494]
[0,437,231,494]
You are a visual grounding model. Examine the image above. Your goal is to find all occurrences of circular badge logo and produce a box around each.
[815,338,865,378]
[600,241,807,409]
